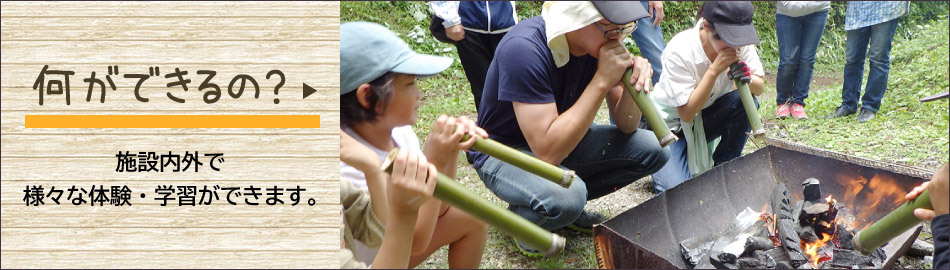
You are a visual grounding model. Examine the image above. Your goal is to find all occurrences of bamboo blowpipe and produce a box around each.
[620,68,678,147]
[381,148,566,257]
[852,190,932,255]
[730,63,765,139]
[463,134,574,188]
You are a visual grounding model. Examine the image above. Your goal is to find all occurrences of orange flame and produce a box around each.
[802,233,833,267]
[834,173,908,228]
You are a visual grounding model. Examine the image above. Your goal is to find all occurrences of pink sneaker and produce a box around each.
[776,103,791,119]
[791,103,808,119]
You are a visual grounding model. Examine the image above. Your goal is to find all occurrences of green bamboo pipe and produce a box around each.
[620,68,678,147]
[462,134,574,188]
[730,63,765,139]
[852,190,932,255]
[381,148,566,257]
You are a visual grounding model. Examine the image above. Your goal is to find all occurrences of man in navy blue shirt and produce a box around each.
[468,1,669,257]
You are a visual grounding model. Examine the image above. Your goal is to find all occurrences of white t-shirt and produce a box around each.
[340,125,422,191]
[339,125,422,265]
[652,19,765,132]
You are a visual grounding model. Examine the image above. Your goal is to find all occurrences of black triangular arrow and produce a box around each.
[303,83,316,99]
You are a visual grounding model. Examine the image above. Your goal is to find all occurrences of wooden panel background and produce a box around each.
[0,1,340,268]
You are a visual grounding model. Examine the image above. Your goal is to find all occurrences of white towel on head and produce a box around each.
[541,1,604,68]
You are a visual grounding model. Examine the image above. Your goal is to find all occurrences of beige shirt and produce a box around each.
[340,179,385,269]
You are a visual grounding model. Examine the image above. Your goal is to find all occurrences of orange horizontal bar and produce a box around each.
[25,115,320,128]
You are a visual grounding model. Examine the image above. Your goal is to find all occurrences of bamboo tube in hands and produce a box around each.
[462,134,574,188]
[620,68,678,147]
[730,63,765,139]
[381,148,566,257]
[853,190,932,255]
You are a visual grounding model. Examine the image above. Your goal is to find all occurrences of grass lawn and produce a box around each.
[343,2,948,268]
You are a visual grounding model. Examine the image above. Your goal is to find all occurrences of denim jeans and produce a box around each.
[841,18,900,113]
[631,1,666,86]
[475,125,669,230]
[651,90,757,194]
[776,11,828,107]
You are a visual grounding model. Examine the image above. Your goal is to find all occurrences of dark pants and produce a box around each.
[454,30,505,112]
[651,90,758,194]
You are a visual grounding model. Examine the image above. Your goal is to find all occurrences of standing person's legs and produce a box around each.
[792,10,829,107]
[453,31,495,112]
[840,27,872,112]
[631,1,665,86]
[560,125,670,200]
[701,91,756,166]
[475,149,588,231]
[860,19,900,113]
[650,134,689,194]
[776,13,804,106]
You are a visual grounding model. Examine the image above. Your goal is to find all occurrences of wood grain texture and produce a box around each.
[0,1,340,268]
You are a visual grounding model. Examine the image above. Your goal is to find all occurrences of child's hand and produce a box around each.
[387,149,437,214]
[455,116,488,151]
[340,130,380,174]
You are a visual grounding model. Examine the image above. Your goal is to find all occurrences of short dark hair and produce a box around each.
[341,72,397,127]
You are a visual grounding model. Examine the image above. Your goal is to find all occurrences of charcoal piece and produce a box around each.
[680,233,717,267]
[792,200,804,224]
[830,248,873,268]
[737,257,765,269]
[797,263,814,269]
[797,226,819,243]
[775,261,794,269]
[709,251,738,269]
[802,178,822,202]
[870,247,886,267]
[777,219,808,267]
[772,183,794,221]
[799,200,838,236]
[836,224,854,250]
[909,239,935,257]
[743,236,773,255]
[766,247,789,268]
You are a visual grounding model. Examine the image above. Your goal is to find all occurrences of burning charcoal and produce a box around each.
[797,226,819,243]
[830,248,873,268]
[836,224,854,250]
[799,200,838,235]
[680,234,717,268]
[796,263,814,269]
[802,178,822,202]
[709,251,738,269]
[744,236,773,255]
[737,257,765,269]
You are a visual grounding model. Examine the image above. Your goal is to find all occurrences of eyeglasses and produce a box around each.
[593,21,638,39]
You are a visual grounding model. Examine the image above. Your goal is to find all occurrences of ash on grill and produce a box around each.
[680,178,887,269]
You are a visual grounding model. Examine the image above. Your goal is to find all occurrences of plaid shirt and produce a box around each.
[845,1,909,31]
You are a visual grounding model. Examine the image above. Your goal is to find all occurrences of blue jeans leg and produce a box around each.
[560,125,670,200]
[776,13,803,105]
[631,1,665,86]
[476,149,588,231]
[842,26,872,111]
[860,18,899,112]
[791,11,828,107]
[651,136,689,194]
